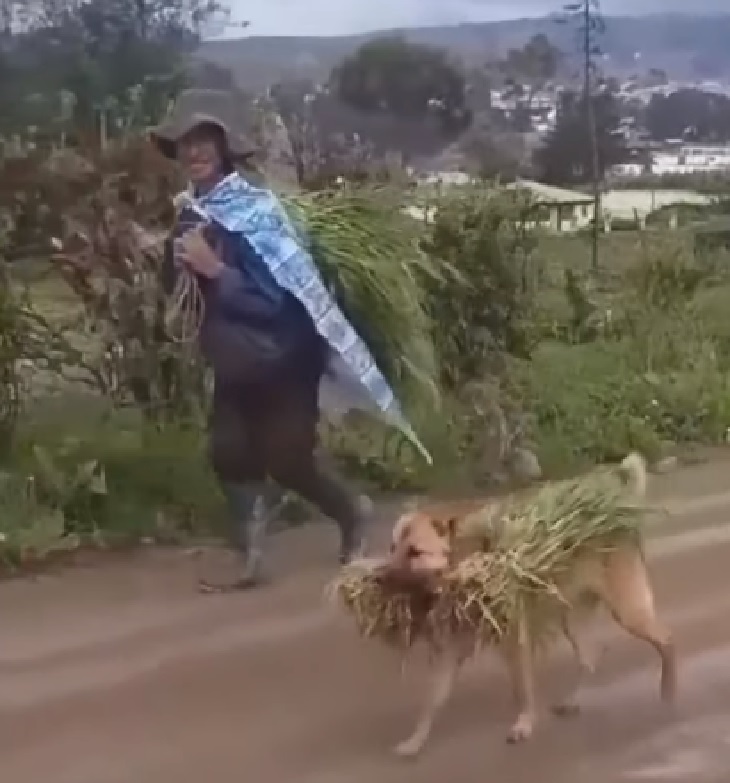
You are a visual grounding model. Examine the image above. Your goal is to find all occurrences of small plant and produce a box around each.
[0,471,82,569]
[31,442,108,534]
[563,268,598,341]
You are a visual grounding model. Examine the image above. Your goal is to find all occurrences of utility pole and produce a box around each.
[561,1,605,268]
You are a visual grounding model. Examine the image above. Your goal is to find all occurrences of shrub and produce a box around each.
[44,140,209,422]
[419,185,541,388]
[0,471,80,569]
[0,258,81,455]
[516,307,730,474]
[12,398,222,544]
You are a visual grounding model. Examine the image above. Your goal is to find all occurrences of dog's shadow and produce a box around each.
[310,651,678,771]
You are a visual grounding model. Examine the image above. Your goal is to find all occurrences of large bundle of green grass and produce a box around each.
[329,467,648,654]
[282,188,442,410]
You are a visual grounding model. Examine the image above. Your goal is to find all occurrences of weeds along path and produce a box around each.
[2,457,730,783]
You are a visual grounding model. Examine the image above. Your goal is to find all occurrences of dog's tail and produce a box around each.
[619,451,648,498]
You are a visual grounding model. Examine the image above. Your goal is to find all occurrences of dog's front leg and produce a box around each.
[394,649,461,759]
[504,617,537,743]
[553,612,598,717]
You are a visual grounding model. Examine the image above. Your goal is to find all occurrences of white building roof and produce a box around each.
[505,179,594,205]
[601,189,716,221]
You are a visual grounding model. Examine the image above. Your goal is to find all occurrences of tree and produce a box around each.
[267,79,324,186]
[483,34,562,133]
[646,89,730,142]
[499,34,561,103]
[458,122,527,181]
[266,80,408,189]
[464,67,493,114]
[330,35,471,134]
[534,88,626,185]
[0,0,232,136]
[1,0,230,38]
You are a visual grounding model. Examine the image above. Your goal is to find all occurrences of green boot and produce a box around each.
[200,482,278,592]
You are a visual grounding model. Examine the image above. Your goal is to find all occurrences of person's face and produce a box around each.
[177,125,224,189]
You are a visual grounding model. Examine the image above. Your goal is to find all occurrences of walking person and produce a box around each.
[150,89,428,591]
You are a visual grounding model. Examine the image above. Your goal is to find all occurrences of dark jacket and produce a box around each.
[164,209,321,388]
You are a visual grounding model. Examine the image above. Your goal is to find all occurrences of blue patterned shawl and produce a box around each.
[177,173,431,464]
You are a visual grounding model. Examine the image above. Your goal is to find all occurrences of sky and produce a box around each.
[219,0,728,38]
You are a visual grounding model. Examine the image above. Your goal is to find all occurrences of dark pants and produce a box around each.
[209,337,362,544]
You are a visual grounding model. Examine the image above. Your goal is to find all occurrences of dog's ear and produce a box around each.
[432,516,459,539]
[446,517,459,538]
[392,511,418,544]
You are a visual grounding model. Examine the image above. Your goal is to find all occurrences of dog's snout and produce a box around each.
[372,561,391,584]
[376,555,411,586]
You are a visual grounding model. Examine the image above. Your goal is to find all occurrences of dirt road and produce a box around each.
[2,460,730,783]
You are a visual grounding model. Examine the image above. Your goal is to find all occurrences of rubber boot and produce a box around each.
[233,490,269,588]
[200,481,275,592]
[338,494,372,565]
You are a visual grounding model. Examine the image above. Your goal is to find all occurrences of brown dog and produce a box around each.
[380,452,676,758]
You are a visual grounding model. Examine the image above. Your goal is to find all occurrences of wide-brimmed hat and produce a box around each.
[149,88,257,161]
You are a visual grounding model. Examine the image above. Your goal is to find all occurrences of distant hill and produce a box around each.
[198,14,730,92]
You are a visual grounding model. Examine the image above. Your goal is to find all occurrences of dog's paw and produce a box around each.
[393,737,425,759]
[552,702,581,719]
[660,666,678,705]
[506,715,534,744]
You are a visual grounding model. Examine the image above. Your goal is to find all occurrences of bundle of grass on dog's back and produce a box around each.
[330,460,647,655]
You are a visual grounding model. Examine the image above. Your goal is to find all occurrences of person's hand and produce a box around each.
[176,227,224,279]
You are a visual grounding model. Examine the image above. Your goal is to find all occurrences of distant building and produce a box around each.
[505,180,594,233]
[619,80,730,106]
[608,141,730,178]
[610,163,646,178]
[650,144,730,175]
[601,189,717,230]
[693,216,730,256]
[420,171,472,187]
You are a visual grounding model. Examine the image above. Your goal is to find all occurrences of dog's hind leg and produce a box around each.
[552,613,599,717]
[600,550,677,704]
[394,650,462,758]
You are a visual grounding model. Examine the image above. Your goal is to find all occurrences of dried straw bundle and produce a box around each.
[330,469,647,654]
[329,553,513,654]
[331,561,435,650]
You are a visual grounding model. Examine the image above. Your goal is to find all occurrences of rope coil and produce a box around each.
[164,265,205,344]
[164,193,208,344]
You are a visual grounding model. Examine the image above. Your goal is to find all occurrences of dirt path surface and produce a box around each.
[2,459,730,783]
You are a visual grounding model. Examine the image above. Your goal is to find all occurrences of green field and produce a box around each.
[2,225,730,568]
